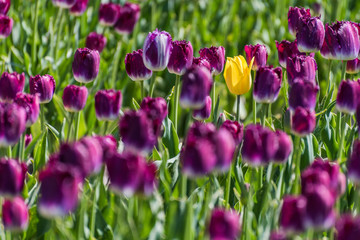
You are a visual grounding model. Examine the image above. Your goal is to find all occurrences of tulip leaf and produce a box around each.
[162,117,180,158]
[132,98,140,110]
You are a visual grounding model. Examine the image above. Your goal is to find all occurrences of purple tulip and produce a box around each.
[296,16,325,53]
[69,0,89,16]
[286,55,317,86]
[140,97,168,136]
[254,66,282,103]
[125,49,153,81]
[38,165,82,218]
[14,93,40,127]
[0,72,25,101]
[0,103,26,146]
[2,197,28,231]
[336,80,360,114]
[276,40,307,68]
[29,74,56,104]
[280,195,306,233]
[167,40,194,75]
[346,58,360,74]
[270,231,288,240]
[192,95,211,120]
[209,208,241,240]
[212,128,236,171]
[348,140,360,183]
[62,85,88,112]
[0,15,12,38]
[288,7,311,35]
[95,89,122,121]
[25,134,32,147]
[0,158,27,197]
[72,48,100,83]
[320,21,360,60]
[192,57,211,72]
[85,32,107,53]
[336,215,360,240]
[119,110,157,154]
[220,120,244,145]
[0,0,10,15]
[98,3,120,26]
[114,2,140,35]
[273,130,293,163]
[143,29,172,71]
[289,80,319,111]
[180,66,213,109]
[291,107,316,137]
[199,46,225,75]
[244,44,268,70]
[94,135,117,162]
[52,0,76,9]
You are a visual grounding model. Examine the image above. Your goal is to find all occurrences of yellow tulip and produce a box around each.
[224,55,254,95]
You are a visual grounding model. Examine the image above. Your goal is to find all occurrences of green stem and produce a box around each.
[224,164,232,209]
[268,103,272,127]
[326,60,333,94]
[54,8,64,63]
[258,167,263,189]
[7,146,11,158]
[174,75,180,130]
[66,113,75,142]
[74,112,81,140]
[252,71,256,123]
[211,80,216,118]
[236,95,241,122]
[149,74,156,97]
[31,0,39,71]
[181,174,187,200]
[103,121,109,135]
[292,136,301,194]
[341,60,347,81]
[40,104,45,132]
[140,81,145,100]
[261,104,268,126]
[337,113,347,161]
[111,40,122,89]
[19,133,25,161]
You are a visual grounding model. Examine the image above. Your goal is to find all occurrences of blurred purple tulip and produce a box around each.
[140,97,168,136]
[125,49,153,81]
[95,89,122,121]
[114,2,140,35]
[0,15,12,38]
[62,85,88,112]
[29,74,56,104]
[280,195,306,233]
[0,0,10,15]
[0,103,26,146]
[72,48,100,83]
[0,158,27,197]
[288,6,311,35]
[286,55,317,86]
[98,3,119,26]
[14,93,40,127]
[289,80,319,111]
[209,208,241,240]
[291,107,316,137]
[2,197,29,231]
[69,0,89,16]
[86,32,107,53]
[336,80,360,114]
[192,96,211,121]
[0,72,25,102]
[253,66,282,103]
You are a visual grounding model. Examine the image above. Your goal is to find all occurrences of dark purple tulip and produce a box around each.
[270,231,288,240]
[289,80,319,111]
[286,55,317,86]
[301,167,331,195]
[2,197,28,231]
[69,0,88,16]
[62,85,88,112]
[0,0,10,15]
[38,165,81,218]
[94,135,117,162]
[138,162,158,196]
[291,107,316,137]
[348,140,360,182]
[14,93,40,127]
[336,215,360,240]
[168,40,194,75]
[72,48,100,83]
[0,72,25,101]
[212,128,236,171]
[280,195,306,233]
[52,0,76,8]
[296,16,325,53]
[192,95,211,121]
[119,110,157,153]
[336,80,360,114]
[254,66,282,103]
[85,32,107,53]
[0,103,26,146]
[276,40,306,68]
[25,134,32,147]
[125,49,153,81]
[180,66,213,109]
[209,208,241,240]
[0,14,12,38]
[143,29,172,71]
[321,21,360,60]
[98,3,120,26]
[192,57,211,72]
[95,89,122,121]
[244,44,268,70]
[220,120,244,145]
[346,58,360,74]
[29,74,56,104]
[0,158,27,197]
[199,46,225,75]
[288,7,311,35]
[273,130,293,163]
[140,97,168,136]
[114,2,140,35]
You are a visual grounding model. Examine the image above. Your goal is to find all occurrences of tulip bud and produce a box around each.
[72,48,100,83]
[280,195,306,233]
[125,49,153,81]
[114,2,140,35]
[0,15,12,39]
[25,134,32,147]
[199,46,225,75]
[94,135,117,162]
[273,130,293,163]
[244,44,268,70]
[0,103,26,146]
[143,29,172,71]
[98,3,120,26]
[69,0,89,16]
[14,93,40,127]
[336,215,360,240]
[321,21,360,60]
[62,85,88,112]
[347,58,360,74]
[119,110,157,153]
[220,120,244,145]
[289,80,319,111]
[0,0,10,15]
[336,80,360,114]
[276,40,306,68]
[85,32,107,53]
[2,197,29,231]
[29,74,56,104]
[0,72,25,101]
[38,165,81,218]
[288,7,311,36]
[52,0,76,9]
[192,57,211,72]
[348,140,360,183]
[291,107,316,137]
[180,66,213,109]
[224,55,253,95]
[286,55,317,86]
[0,158,27,197]
[253,66,282,103]
[167,40,194,75]
[140,97,168,136]
[192,95,211,120]
[209,208,241,240]
[95,89,122,121]
[296,16,325,53]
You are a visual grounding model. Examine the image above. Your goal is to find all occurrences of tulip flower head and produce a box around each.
[29,74,56,104]
[85,32,107,53]
[336,215,360,240]
[192,96,212,121]
[14,93,40,127]
[25,134,32,147]
[296,16,325,53]
[346,58,360,74]
[348,140,360,183]
[52,0,76,9]
[0,103,26,146]
[167,40,194,75]
[125,49,153,81]
[288,7,311,35]
[286,55,317,86]
[114,2,140,35]
[2,197,29,231]
[0,0,10,15]
[209,208,241,240]
[95,89,122,121]
[0,72,25,102]
[0,15,13,39]
[276,40,307,68]
[280,195,306,233]
[192,57,211,72]
[98,3,120,26]
[199,46,225,75]
[140,97,168,136]
[291,107,316,137]
[62,85,88,112]
[289,80,319,111]
[244,44,268,70]
[336,80,360,114]
[0,158,27,197]
[69,0,89,16]
[220,120,244,145]
[253,66,282,103]
[72,48,100,83]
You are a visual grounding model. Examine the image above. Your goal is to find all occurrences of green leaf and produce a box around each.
[162,117,180,158]
[132,98,140,110]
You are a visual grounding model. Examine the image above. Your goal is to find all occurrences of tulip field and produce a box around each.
[2,0,360,239]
